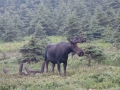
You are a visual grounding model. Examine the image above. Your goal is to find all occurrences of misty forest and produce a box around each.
[0,0,120,90]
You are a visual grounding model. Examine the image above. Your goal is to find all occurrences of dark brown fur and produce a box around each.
[40,38,84,76]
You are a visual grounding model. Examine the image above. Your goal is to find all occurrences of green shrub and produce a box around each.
[18,36,48,63]
[83,45,106,65]
[104,54,120,66]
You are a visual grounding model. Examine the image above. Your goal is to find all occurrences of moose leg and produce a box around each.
[57,62,61,76]
[41,61,45,73]
[63,62,67,76]
[52,63,55,73]
[46,61,49,73]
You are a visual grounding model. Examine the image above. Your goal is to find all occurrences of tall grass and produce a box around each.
[49,36,66,44]
[0,41,28,52]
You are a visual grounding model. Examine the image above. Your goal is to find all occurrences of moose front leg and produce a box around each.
[63,62,67,76]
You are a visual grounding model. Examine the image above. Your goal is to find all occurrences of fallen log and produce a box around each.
[19,63,23,75]
[3,63,42,76]
[24,66,42,75]
[24,67,31,75]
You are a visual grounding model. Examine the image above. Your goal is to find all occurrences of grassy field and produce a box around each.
[0,36,120,90]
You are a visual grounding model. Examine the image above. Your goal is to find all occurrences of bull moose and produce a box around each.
[40,37,85,76]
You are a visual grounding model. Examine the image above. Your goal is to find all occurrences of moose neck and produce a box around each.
[64,43,74,55]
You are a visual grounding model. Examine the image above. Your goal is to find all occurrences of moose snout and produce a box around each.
[78,52,84,56]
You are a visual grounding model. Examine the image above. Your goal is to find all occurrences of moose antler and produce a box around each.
[68,36,86,44]
[74,36,86,43]
[70,36,86,43]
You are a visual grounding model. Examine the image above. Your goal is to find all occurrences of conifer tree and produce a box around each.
[65,13,80,38]
[34,23,46,39]
[113,10,120,43]
[84,45,106,65]
[89,8,108,40]
[19,36,49,63]
[19,21,50,63]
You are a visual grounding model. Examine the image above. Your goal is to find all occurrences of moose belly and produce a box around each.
[47,54,67,64]
[47,53,57,63]
[59,58,67,63]
[49,58,66,64]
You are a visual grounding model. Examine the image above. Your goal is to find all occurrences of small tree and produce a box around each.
[19,36,48,63]
[84,45,106,66]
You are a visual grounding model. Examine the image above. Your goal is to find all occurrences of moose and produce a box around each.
[39,37,86,76]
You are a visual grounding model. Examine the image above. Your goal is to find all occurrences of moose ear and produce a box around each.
[67,38,75,44]
[67,38,70,42]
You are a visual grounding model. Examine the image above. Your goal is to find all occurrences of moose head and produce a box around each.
[67,38,84,56]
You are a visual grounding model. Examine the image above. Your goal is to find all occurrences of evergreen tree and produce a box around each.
[84,44,106,65]
[89,17,105,40]
[19,18,50,63]
[79,16,90,40]
[89,8,108,40]
[103,26,114,43]
[54,1,69,35]
[102,8,117,43]
[95,8,108,26]
[34,22,45,39]
[2,18,21,42]
[74,1,88,18]
[2,29,18,42]
[0,16,6,41]
[113,10,120,43]
[65,13,80,38]
[30,4,56,36]
[19,36,49,63]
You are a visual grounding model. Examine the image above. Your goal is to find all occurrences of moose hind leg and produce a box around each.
[57,62,61,76]
[46,61,49,73]
[52,63,55,73]
[41,61,46,73]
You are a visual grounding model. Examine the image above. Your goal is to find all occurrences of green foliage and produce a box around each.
[103,26,114,43]
[84,45,106,64]
[65,14,81,38]
[2,29,19,42]
[87,72,120,89]
[104,54,120,66]
[89,10,106,40]
[30,5,56,36]
[19,36,48,63]
[34,23,46,39]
